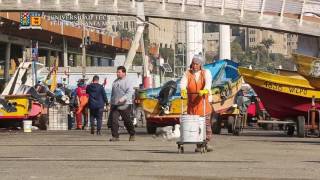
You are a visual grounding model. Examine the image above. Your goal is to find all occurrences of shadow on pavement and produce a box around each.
[0,157,261,163]
[238,139,320,145]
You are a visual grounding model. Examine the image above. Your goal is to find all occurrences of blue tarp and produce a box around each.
[142,59,240,99]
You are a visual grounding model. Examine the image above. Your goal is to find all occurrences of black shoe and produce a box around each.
[206,144,213,152]
[97,130,101,135]
[129,135,135,141]
[109,137,120,142]
[91,128,94,135]
[195,144,202,152]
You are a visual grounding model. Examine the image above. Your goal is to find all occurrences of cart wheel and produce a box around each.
[233,128,240,136]
[178,145,184,154]
[227,116,235,133]
[211,114,221,134]
[146,122,157,134]
[180,146,184,154]
[233,117,241,136]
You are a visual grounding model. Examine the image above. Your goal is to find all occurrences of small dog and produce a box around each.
[154,124,180,141]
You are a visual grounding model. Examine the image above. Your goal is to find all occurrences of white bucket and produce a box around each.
[23,120,32,133]
[180,115,206,142]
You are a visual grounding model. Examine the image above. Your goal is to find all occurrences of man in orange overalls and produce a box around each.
[180,54,213,152]
[75,79,88,130]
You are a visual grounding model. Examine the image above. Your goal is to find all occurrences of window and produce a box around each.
[130,21,135,29]
[124,22,128,29]
[249,38,256,42]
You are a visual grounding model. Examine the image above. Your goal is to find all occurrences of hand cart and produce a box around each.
[177,95,208,154]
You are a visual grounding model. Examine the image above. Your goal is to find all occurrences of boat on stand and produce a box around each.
[239,67,320,137]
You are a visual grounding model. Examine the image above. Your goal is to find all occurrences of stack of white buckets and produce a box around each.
[180,115,206,142]
[23,120,33,133]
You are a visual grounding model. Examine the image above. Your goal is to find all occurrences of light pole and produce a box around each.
[81,14,86,80]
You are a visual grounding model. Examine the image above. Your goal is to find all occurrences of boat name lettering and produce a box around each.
[264,81,283,91]
[288,87,308,95]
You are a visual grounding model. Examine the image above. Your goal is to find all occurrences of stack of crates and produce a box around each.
[48,104,68,130]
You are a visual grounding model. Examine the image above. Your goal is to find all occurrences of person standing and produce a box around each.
[86,75,108,135]
[180,55,213,152]
[75,79,88,130]
[109,66,135,141]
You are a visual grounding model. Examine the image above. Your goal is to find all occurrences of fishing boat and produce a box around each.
[239,67,320,137]
[138,59,242,133]
[0,95,42,120]
[292,53,320,88]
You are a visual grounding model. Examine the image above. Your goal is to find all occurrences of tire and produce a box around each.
[37,114,48,130]
[233,129,240,136]
[233,116,241,136]
[296,116,305,138]
[261,123,273,130]
[211,114,221,134]
[135,107,146,127]
[227,116,235,133]
[146,122,157,134]
[287,125,295,136]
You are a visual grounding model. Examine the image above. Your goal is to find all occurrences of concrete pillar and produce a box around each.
[21,46,26,57]
[186,21,203,66]
[54,51,59,67]
[98,57,102,66]
[67,54,72,67]
[90,56,95,66]
[86,56,91,67]
[219,25,231,60]
[4,43,11,83]
[318,37,320,57]
[72,54,77,67]
[46,50,51,67]
[63,37,68,67]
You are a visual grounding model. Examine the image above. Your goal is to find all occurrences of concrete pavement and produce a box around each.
[0,128,319,180]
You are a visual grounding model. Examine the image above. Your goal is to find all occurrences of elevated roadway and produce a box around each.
[0,0,319,36]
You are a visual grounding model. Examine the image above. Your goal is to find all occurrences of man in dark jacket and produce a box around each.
[86,75,108,135]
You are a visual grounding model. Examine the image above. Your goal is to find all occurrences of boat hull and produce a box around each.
[250,84,317,119]
[239,67,320,119]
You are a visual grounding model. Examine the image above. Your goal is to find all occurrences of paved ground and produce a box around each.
[0,128,319,180]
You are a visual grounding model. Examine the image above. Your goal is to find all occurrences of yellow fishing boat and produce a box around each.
[0,95,42,120]
[239,67,320,137]
[239,67,320,118]
[139,60,242,133]
[292,53,320,88]
[211,77,242,114]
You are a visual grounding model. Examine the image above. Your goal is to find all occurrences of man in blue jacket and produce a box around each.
[86,75,108,135]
